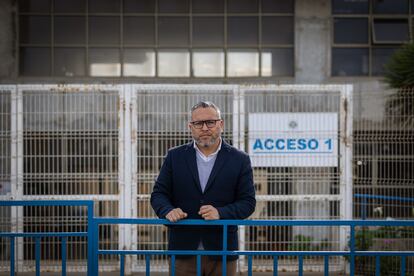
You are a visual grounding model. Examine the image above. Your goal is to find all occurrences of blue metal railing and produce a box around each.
[1,200,414,276]
[95,218,414,276]
[0,200,95,276]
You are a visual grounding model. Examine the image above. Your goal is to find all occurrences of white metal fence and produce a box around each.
[2,84,354,273]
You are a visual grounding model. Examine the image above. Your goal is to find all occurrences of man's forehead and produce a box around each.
[191,107,218,117]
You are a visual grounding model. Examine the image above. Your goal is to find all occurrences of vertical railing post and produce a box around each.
[273,256,278,276]
[401,256,406,276]
[61,237,67,276]
[349,225,355,276]
[10,237,15,276]
[222,224,227,276]
[87,201,97,276]
[375,256,380,276]
[324,255,329,276]
[35,237,40,276]
[196,255,201,276]
[298,255,303,276]
[120,254,125,276]
[171,255,176,276]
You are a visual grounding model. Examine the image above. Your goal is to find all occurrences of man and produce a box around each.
[151,101,256,276]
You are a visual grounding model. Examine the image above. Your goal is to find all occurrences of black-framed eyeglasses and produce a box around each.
[190,119,221,129]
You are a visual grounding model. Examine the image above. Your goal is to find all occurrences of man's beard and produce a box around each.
[195,136,218,147]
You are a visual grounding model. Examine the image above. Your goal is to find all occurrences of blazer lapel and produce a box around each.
[203,142,230,193]
[184,143,202,193]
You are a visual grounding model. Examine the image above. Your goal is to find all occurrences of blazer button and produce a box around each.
[200,200,204,204]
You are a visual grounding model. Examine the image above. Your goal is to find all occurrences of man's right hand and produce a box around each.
[165,208,188,222]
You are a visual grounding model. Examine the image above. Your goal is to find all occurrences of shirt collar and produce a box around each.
[193,138,222,160]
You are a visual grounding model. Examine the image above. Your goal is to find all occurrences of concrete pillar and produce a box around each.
[0,0,15,79]
[295,0,331,83]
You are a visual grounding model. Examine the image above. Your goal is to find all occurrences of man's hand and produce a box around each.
[198,205,220,220]
[166,208,187,222]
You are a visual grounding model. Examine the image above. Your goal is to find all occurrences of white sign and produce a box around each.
[248,113,338,167]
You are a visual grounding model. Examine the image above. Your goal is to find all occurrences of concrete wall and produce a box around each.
[0,0,14,79]
[295,0,331,84]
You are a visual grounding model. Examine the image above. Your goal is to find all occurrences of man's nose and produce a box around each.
[201,122,209,130]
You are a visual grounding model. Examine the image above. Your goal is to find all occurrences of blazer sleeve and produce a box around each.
[217,154,256,219]
[150,151,175,218]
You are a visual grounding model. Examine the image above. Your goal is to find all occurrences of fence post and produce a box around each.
[87,201,97,276]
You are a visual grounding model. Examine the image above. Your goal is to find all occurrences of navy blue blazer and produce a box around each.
[150,140,256,260]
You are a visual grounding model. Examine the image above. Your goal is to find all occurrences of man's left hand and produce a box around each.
[198,205,220,220]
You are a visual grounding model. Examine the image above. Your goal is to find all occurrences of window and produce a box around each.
[332,0,414,76]
[18,0,294,78]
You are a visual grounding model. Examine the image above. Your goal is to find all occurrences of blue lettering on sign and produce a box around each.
[253,139,263,150]
[275,139,285,150]
[264,139,274,150]
[252,138,333,153]
[324,139,332,150]
[297,139,306,150]
[287,139,295,150]
[308,139,318,150]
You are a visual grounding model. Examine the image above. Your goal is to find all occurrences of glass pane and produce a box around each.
[123,17,155,45]
[228,0,258,13]
[227,50,259,77]
[124,0,154,13]
[334,18,368,44]
[158,17,189,46]
[89,16,120,44]
[261,48,294,76]
[228,17,258,46]
[123,49,155,77]
[193,51,224,77]
[332,0,369,14]
[373,19,410,43]
[54,0,86,13]
[54,48,85,76]
[193,0,224,13]
[193,17,224,46]
[158,51,190,77]
[261,0,294,13]
[19,0,50,13]
[54,16,85,44]
[372,47,398,76]
[332,48,369,76]
[373,0,408,14]
[158,0,189,13]
[262,16,293,45]
[19,47,51,76]
[89,0,120,13]
[20,16,51,44]
[89,48,120,76]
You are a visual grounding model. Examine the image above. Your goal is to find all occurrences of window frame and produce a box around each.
[17,0,295,79]
[331,0,414,77]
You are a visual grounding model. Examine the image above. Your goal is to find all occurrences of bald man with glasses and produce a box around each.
[151,101,256,276]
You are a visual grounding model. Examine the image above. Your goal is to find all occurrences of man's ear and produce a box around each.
[220,120,224,130]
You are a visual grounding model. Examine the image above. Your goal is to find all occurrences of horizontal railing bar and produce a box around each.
[94,218,414,227]
[0,200,94,206]
[0,232,88,238]
[355,194,414,202]
[98,250,414,257]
